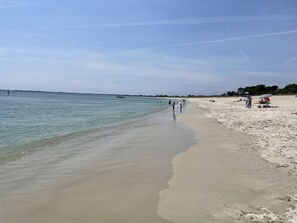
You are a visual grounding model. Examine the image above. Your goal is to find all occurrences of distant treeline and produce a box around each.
[222,83,297,96]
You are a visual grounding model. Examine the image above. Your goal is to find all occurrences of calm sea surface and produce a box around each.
[0,90,195,222]
[0,91,168,163]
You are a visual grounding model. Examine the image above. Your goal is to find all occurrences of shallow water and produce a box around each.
[0,104,195,223]
[0,92,194,222]
[0,91,169,162]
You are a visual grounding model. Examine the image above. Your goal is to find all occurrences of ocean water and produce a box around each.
[0,90,168,163]
[0,90,195,222]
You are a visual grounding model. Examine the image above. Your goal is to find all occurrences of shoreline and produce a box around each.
[0,108,194,223]
[158,99,297,222]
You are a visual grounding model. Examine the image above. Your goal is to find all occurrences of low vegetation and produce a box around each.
[223,83,297,97]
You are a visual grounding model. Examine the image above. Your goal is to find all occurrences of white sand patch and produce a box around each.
[189,95,297,175]
[238,195,297,222]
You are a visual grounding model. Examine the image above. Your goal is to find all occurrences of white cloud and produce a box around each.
[0,40,295,95]
[0,0,26,9]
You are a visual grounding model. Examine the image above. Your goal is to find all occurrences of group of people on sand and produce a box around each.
[234,92,252,108]
[258,97,270,104]
[234,93,297,114]
[235,92,273,109]
[168,99,184,113]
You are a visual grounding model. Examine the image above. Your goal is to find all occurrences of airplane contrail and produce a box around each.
[146,29,297,49]
[33,15,297,30]
[224,23,255,71]
[224,23,234,39]
[240,49,255,71]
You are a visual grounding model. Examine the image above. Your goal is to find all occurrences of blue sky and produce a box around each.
[0,0,297,95]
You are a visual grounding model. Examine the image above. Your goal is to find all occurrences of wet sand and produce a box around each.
[158,102,297,222]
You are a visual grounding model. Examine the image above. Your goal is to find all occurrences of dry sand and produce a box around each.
[158,96,297,222]
[192,95,297,175]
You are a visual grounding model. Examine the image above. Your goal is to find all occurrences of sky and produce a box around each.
[0,0,297,95]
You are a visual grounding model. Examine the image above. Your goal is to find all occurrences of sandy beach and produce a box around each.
[158,95,297,222]
[1,96,297,223]
[191,95,297,175]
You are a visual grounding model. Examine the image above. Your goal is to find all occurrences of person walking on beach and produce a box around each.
[247,94,252,108]
[179,102,183,113]
[245,92,252,109]
[172,102,175,112]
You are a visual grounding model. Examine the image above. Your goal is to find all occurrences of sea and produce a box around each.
[0,90,169,163]
[0,90,195,222]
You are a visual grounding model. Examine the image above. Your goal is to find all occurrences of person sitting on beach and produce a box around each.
[258,98,264,104]
[233,98,242,102]
[264,97,270,104]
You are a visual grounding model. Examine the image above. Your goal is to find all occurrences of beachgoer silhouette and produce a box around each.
[248,95,252,108]
[172,102,175,112]
[179,102,183,113]
[245,92,252,108]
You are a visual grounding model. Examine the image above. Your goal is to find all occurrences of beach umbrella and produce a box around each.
[259,94,272,98]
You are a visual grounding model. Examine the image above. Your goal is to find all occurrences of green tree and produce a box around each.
[279,84,297,94]
[265,85,279,94]
[237,87,244,95]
